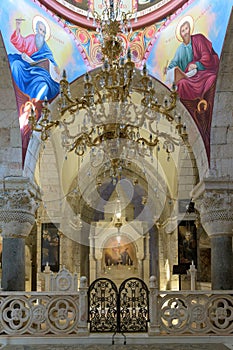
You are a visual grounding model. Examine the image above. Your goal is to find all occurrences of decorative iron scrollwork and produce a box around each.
[119,278,149,332]
[88,277,149,333]
[88,278,118,332]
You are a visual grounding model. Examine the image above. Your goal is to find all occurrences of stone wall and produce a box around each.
[210,10,233,178]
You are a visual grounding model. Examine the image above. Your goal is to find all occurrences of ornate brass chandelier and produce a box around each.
[29,0,188,168]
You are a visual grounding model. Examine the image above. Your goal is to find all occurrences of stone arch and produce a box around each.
[22,63,210,288]
[0,32,23,179]
[24,68,209,190]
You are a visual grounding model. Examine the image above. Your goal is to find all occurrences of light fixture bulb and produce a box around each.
[116,210,121,220]
[115,198,121,219]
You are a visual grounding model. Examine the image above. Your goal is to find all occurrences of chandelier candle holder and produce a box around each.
[87,0,138,34]
[113,197,123,228]
[29,0,188,166]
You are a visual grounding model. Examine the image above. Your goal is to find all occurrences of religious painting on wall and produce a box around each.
[0,0,88,163]
[146,0,232,160]
[103,236,136,267]
[178,221,197,268]
[41,223,60,272]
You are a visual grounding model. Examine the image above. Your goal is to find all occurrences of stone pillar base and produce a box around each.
[211,235,233,290]
[2,237,25,291]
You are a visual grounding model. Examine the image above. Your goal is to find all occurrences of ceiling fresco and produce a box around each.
[0,0,232,163]
[51,0,173,16]
[39,0,188,28]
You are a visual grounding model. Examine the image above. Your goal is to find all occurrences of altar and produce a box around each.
[89,189,150,287]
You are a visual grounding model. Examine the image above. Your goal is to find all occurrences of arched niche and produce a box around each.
[89,219,150,287]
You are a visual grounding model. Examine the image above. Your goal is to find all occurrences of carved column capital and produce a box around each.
[0,177,40,238]
[192,178,233,236]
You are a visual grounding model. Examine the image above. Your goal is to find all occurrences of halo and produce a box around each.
[32,15,51,41]
[176,15,194,42]
[197,99,208,113]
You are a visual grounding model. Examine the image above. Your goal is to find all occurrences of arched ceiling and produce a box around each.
[43,68,202,196]
[28,69,201,240]
[40,0,187,29]
[14,0,227,234]
[0,0,232,245]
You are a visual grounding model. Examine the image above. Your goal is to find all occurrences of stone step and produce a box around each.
[1,344,230,350]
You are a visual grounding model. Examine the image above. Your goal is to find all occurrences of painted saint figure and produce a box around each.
[8,18,60,100]
[121,248,132,265]
[165,16,219,101]
[182,231,196,264]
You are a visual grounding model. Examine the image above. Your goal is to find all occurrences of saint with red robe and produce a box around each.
[167,17,219,100]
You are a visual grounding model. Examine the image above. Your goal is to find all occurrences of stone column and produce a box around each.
[148,275,160,335]
[210,235,233,290]
[149,226,157,277]
[144,233,150,284]
[192,178,233,290]
[78,276,89,335]
[2,237,25,291]
[36,217,42,291]
[0,177,38,291]
[89,230,96,283]
[58,230,64,269]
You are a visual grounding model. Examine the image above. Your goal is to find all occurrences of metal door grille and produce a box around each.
[88,278,118,332]
[119,278,149,332]
[88,277,149,333]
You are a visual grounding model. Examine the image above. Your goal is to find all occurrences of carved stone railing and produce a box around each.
[0,292,80,335]
[159,291,233,335]
[43,265,78,292]
[0,277,88,336]
[0,278,233,338]
[149,276,233,336]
